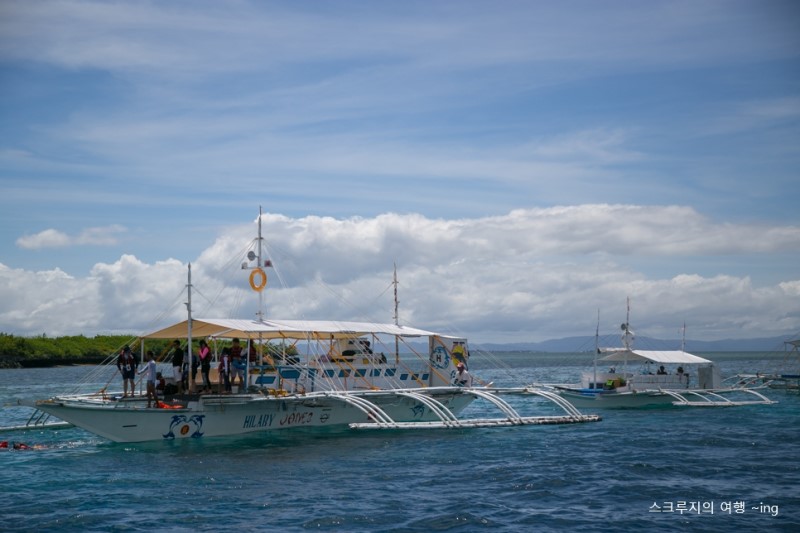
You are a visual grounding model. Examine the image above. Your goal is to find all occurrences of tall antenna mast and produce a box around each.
[621,296,634,350]
[393,262,399,364]
[593,308,599,390]
[243,206,269,322]
[392,262,399,326]
[620,297,634,378]
[256,205,264,322]
[681,321,686,352]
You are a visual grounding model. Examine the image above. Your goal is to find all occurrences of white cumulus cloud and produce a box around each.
[5,205,796,343]
[16,225,126,249]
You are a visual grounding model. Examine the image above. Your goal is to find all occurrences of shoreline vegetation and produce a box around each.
[0,333,137,368]
[0,332,301,369]
[1,332,789,369]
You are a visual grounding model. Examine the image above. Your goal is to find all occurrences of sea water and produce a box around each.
[1,352,798,532]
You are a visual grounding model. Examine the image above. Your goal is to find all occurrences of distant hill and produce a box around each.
[473,335,796,353]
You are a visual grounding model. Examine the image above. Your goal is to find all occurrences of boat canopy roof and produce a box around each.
[142,318,454,341]
[599,349,713,365]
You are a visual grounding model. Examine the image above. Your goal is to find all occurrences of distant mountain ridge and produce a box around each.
[474,334,797,353]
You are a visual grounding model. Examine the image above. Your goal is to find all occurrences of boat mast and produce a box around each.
[256,206,265,323]
[251,207,268,386]
[622,297,632,350]
[681,321,686,352]
[621,297,633,378]
[187,263,195,392]
[593,309,599,389]
[393,262,399,364]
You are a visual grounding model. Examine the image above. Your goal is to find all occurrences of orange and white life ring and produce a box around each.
[249,267,267,292]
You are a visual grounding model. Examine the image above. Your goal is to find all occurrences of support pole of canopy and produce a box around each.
[187,263,195,393]
[140,342,146,396]
[245,338,250,393]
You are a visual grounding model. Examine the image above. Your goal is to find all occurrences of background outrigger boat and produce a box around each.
[20,210,599,443]
[724,338,800,392]
[549,304,776,409]
[552,348,774,408]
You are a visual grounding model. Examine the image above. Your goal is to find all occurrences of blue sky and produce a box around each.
[1,1,799,343]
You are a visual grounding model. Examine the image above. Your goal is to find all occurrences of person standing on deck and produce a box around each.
[137,350,158,408]
[230,338,244,390]
[219,347,232,393]
[117,345,137,397]
[168,340,184,394]
[198,339,212,393]
[454,362,473,387]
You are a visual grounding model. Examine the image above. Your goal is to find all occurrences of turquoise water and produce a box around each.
[1,352,798,532]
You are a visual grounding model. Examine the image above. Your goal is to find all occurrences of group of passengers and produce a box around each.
[116,337,255,404]
[120,339,477,398]
[641,364,687,377]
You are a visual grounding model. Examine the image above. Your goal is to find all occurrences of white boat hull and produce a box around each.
[555,385,776,409]
[35,390,476,443]
[555,388,676,409]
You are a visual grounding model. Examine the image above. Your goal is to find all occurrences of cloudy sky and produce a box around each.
[1,1,799,344]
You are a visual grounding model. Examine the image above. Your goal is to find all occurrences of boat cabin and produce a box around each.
[580,349,721,392]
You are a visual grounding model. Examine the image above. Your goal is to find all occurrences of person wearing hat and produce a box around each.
[454,361,472,387]
[117,345,137,397]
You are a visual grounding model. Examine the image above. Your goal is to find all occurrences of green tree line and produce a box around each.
[0,333,136,368]
[0,332,299,368]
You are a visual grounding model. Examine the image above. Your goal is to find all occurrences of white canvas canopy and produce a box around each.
[599,349,713,365]
[141,318,448,341]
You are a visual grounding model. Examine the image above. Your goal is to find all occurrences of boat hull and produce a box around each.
[555,388,676,409]
[35,390,476,443]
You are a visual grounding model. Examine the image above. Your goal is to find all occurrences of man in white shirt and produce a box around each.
[454,362,472,387]
[138,350,158,408]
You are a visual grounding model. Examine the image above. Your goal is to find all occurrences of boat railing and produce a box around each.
[582,371,692,390]
[630,374,690,389]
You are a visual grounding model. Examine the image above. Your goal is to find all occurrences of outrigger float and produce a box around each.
[13,210,599,442]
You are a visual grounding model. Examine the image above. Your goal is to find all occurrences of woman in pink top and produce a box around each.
[198,339,212,393]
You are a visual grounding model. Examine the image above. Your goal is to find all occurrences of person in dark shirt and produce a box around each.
[169,340,184,393]
[117,345,137,397]
[219,347,232,393]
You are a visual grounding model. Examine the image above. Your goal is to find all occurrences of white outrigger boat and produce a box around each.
[725,338,800,392]
[21,210,600,443]
[550,304,775,409]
